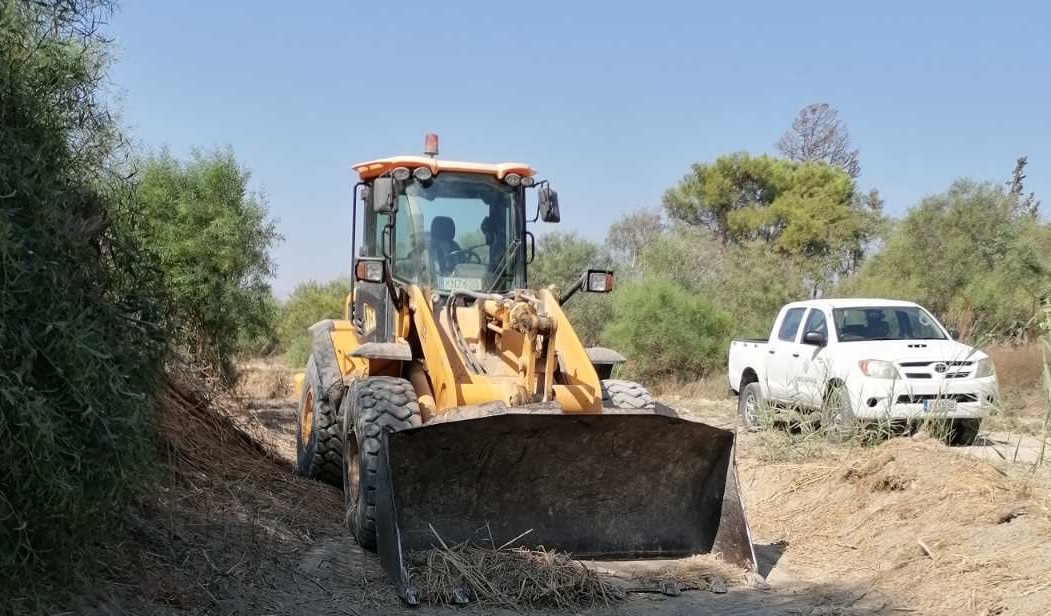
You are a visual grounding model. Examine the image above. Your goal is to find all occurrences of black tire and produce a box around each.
[342,376,422,550]
[737,382,763,431]
[822,383,856,443]
[601,379,655,409]
[947,418,981,446]
[295,356,343,487]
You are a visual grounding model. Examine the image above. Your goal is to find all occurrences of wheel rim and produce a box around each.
[300,390,314,443]
[743,392,758,425]
[344,433,360,507]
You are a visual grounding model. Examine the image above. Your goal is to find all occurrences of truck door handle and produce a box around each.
[792,352,800,358]
[768,350,775,355]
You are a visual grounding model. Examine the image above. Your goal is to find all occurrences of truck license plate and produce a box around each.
[923,399,957,413]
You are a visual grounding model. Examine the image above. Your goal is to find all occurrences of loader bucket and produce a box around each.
[372,402,757,603]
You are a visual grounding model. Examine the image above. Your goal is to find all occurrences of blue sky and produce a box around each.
[107,0,1051,296]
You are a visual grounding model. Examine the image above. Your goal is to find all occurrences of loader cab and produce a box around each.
[363,170,529,293]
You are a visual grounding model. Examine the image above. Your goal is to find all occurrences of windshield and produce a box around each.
[832,306,947,342]
[391,172,522,292]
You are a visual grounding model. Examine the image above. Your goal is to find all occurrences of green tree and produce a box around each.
[529,232,611,346]
[841,178,1049,339]
[1,0,170,602]
[278,280,350,366]
[604,279,732,382]
[135,149,280,374]
[663,153,883,295]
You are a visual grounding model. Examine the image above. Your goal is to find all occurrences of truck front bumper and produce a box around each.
[846,375,999,421]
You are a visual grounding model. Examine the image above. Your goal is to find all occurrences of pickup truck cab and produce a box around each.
[727,298,999,444]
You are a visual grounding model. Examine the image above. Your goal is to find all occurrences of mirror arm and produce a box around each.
[560,272,586,305]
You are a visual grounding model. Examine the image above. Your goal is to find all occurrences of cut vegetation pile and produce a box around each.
[744,436,1051,615]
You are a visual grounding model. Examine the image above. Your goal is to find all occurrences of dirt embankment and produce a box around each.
[68,375,1051,616]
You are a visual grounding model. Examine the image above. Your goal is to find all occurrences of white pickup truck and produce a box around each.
[727,298,999,444]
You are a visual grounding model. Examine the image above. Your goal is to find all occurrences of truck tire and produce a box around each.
[737,382,763,431]
[295,355,343,487]
[601,379,655,409]
[342,376,422,550]
[822,383,856,443]
[946,418,981,446]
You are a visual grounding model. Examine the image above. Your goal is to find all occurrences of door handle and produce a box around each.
[792,352,800,358]
[768,349,775,355]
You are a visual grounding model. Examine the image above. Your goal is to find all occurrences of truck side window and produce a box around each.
[778,308,806,342]
[803,309,827,336]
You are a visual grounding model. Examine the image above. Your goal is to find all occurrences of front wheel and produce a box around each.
[295,356,343,487]
[342,376,422,550]
[946,418,981,446]
[822,383,856,442]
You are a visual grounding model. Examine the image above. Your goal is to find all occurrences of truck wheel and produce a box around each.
[946,418,981,446]
[822,383,856,443]
[737,382,763,431]
[295,355,343,487]
[342,376,422,550]
[601,379,655,409]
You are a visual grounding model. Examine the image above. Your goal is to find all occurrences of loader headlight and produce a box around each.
[520,175,535,187]
[504,173,522,187]
[858,359,899,379]
[355,257,386,283]
[974,358,996,378]
[585,270,614,293]
[391,166,411,181]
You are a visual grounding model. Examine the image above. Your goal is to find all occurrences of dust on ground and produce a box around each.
[67,373,1051,616]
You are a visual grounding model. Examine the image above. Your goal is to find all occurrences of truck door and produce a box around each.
[796,308,831,407]
[765,306,806,402]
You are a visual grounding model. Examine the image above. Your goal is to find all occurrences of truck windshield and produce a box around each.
[392,172,522,293]
[833,306,946,342]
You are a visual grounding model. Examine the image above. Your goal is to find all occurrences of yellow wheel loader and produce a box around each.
[293,135,756,604]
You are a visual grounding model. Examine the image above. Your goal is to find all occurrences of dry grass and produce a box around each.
[234,358,295,400]
[409,529,623,609]
[649,374,732,400]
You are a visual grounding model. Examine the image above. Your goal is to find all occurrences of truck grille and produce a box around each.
[897,360,973,380]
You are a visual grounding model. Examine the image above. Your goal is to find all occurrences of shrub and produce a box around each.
[277,279,349,366]
[1,0,170,605]
[603,278,732,382]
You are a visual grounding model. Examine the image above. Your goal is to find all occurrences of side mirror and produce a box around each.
[948,328,960,340]
[803,330,827,346]
[355,256,387,283]
[372,177,396,214]
[538,186,560,223]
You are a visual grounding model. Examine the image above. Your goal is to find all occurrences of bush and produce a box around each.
[530,232,613,346]
[603,279,732,382]
[134,149,280,375]
[277,280,349,366]
[1,1,170,605]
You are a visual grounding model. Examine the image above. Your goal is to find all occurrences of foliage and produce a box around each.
[530,232,612,346]
[277,280,349,367]
[604,278,732,382]
[605,207,665,270]
[776,102,861,177]
[841,179,1050,339]
[662,152,883,294]
[0,0,170,604]
[134,149,280,375]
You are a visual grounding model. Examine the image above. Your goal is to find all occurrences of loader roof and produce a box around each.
[353,156,535,181]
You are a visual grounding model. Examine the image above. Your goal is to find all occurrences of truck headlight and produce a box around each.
[859,359,899,379]
[973,358,996,378]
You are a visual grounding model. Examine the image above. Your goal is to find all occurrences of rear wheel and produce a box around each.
[946,418,981,446]
[737,382,763,431]
[295,356,343,487]
[601,379,655,409]
[342,376,422,550]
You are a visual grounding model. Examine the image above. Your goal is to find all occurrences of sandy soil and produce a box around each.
[69,380,1051,616]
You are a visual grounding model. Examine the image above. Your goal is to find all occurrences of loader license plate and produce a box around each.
[923,399,957,413]
[438,276,483,291]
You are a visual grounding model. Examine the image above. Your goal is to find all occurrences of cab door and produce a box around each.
[796,308,832,407]
[765,307,806,402]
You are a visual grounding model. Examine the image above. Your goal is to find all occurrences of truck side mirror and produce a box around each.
[538,186,560,223]
[947,328,960,340]
[372,177,396,214]
[803,330,827,346]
